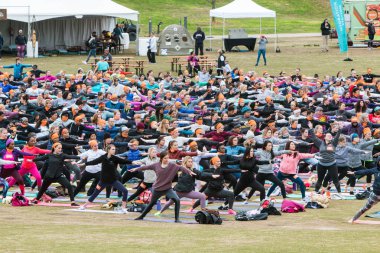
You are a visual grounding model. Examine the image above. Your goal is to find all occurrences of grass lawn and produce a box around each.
[113,0,332,35]
[0,36,375,78]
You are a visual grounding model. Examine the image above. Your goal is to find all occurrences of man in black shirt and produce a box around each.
[362,68,380,85]
[30,65,46,78]
[193,27,205,56]
[291,68,302,82]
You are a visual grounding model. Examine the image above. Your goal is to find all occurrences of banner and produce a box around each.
[0,9,7,20]
[330,0,348,52]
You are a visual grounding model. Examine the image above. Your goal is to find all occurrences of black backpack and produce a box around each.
[261,206,281,215]
[356,190,371,200]
[195,210,223,225]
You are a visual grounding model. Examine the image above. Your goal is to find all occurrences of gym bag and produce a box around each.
[195,210,223,225]
[11,192,30,206]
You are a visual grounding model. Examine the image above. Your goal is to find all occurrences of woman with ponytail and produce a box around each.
[33,142,80,206]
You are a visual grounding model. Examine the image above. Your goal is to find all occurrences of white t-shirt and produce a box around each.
[80,149,106,173]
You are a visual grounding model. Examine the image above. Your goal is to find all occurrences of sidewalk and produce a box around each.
[206,33,320,40]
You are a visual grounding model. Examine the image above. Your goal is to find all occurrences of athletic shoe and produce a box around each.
[135,216,143,220]
[243,200,248,205]
[227,209,236,215]
[78,206,86,210]
[120,208,129,214]
[184,208,194,213]
[174,220,182,223]
[82,61,87,65]
[154,212,161,216]
[271,188,281,197]
[31,198,39,204]
[71,203,80,207]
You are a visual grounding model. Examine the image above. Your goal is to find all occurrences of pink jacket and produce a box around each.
[279,153,314,175]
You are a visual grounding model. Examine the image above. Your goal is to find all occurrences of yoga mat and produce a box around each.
[352,220,380,225]
[65,209,127,214]
[286,193,356,200]
[36,202,97,208]
[131,217,198,224]
[365,212,380,219]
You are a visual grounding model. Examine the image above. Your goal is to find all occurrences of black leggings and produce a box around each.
[256,173,286,200]
[193,188,234,209]
[121,170,144,184]
[137,188,180,220]
[347,166,367,187]
[315,163,341,193]
[127,182,153,202]
[360,161,374,184]
[234,176,265,201]
[73,171,100,197]
[88,180,128,202]
[37,175,74,201]
[323,166,348,187]
[106,171,122,198]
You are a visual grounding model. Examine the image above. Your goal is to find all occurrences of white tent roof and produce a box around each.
[210,0,276,19]
[0,0,139,22]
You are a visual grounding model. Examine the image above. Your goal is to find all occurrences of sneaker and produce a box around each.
[184,208,194,213]
[349,191,354,195]
[227,209,236,215]
[31,198,39,204]
[135,216,143,220]
[82,61,87,65]
[270,187,281,197]
[174,220,182,223]
[154,212,161,216]
[78,205,86,210]
[243,200,248,205]
[71,203,80,207]
[120,208,129,214]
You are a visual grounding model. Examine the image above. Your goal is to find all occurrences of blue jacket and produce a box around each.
[0,83,18,93]
[119,149,141,170]
[3,63,32,80]
[104,126,120,138]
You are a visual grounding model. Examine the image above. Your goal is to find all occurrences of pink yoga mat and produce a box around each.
[36,202,97,208]
[353,220,380,225]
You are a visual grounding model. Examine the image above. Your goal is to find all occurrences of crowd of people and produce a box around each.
[1,54,380,223]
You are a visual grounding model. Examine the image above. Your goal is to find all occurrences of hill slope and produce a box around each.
[114,0,332,35]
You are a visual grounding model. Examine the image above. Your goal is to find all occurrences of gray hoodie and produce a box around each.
[348,139,378,168]
[255,149,291,174]
[335,145,366,167]
[359,139,379,161]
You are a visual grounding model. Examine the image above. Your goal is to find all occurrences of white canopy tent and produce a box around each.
[209,0,277,50]
[0,0,139,51]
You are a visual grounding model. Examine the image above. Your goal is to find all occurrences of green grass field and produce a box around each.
[114,0,332,35]
[1,194,380,253]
